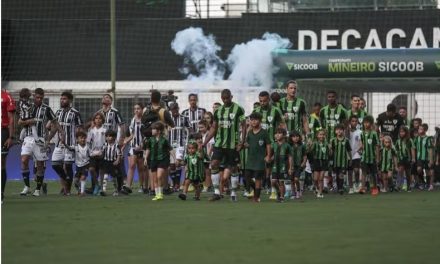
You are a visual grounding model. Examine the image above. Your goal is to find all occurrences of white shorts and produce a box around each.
[170,146,185,164]
[52,146,75,163]
[20,136,49,161]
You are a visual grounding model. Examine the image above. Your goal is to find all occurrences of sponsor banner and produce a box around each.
[273,48,440,79]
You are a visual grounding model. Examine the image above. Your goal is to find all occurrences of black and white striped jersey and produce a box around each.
[169,114,190,148]
[55,107,83,147]
[128,117,144,149]
[181,107,206,132]
[87,126,106,153]
[75,144,90,167]
[103,142,121,162]
[26,103,56,139]
[18,99,33,120]
[97,107,124,133]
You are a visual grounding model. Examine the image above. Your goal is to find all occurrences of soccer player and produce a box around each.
[288,131,307,199]
[270,128,293,202]
[198,120,214,192]
[330,124,352,195]
[19,88,57,196]
[168,103,190,191]
[96,94,125,145]
[122,103,146,194]
[319,90,347,141]
[178,140,205,201]
[270,91,281,109]
[376,104,404,142]
[243,112,271,202]
[182,93,206,132]
[395,126,415,191]
[398,106,410,127]
[1,88,15,202]
[52,91,83,195]
[144,122,172,201]
[18,88,38,143]
[359,116,380,195]
[346,94,367,130]
[348,115,362,194]
[308,102,322,140]
[212,102,221,114]
[203,89,246,202]
[101,130,123,196]
[279,80,309,136]
[253,91,284,199]
[414,124,434,191]
[308,129,329,198]
[74,131,90,196]
[379,135,397,192]
[87,112,106,195]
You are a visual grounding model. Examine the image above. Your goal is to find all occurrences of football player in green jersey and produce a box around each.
[279,80,310,136]
[395,126,415,191]
[346,94,367,130]
[319,90,348,141]
[415,124,434,191]
[203,89,246,202]
[330,124,352,195]
[307,129,330,198]
[269,128,293,202]
[359,116,380,195]
[379,135,398,192]
[179,140,205,201]
[288,131,307,199]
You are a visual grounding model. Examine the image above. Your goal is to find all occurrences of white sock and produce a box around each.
[158,187,163,195]
[324,177,329,188]
[155,187,159,194]
[103,174,109,190]
[231,176,239,190]
[80,180,86,193]
[285,182,292,193]
[271,187,276,193]
[211,173,220,195]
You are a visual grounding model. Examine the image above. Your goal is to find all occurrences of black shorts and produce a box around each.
[265,161,273,169]
[349,159,361,170]
[361,162,377,175]
[417,160,431,170]
[245,170,264,180]
[292,168,303,178]
[149,158,170,172]
[212,147,239,168]
[312,160,328,172]
[272,172,288,181]
[1,127,10,155]
[75,165,89,178]
[398,160,411,170]
[128,149,144,158]
[89,156,103,170]
[102,160,122,177]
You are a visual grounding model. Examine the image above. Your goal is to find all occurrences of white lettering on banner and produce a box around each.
[386,28,406,49]
[377,61,424,72]
[410,28,428,48]
[364,29,382,49]
[298,30,318,50]
[297,27,440,49]
[341,29,361,50]
[321,30,339,50]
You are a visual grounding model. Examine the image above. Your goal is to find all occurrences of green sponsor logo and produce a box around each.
[286,62,294,71]
[435,61,440,71]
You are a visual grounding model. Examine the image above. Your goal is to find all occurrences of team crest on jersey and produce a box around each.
[258,139,264,146]
[229,113,236,119]
[191,158,197,165]
[393,119,397,124]
[267,116,273,122]
[359,118,363,123]
[335,114,340,120]
[321,147,327,153]
[367,139,372,144]
[309,123,314,129]
[292,106,298,112]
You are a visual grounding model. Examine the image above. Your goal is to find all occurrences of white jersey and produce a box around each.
[87,126,106,156]
[349,129,362,160]
[75,144,90,167]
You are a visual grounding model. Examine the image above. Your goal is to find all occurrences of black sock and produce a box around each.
[117,176,123,191]
[337,177,343,190]
[65,164,74,192]
[52,165,67,180]
[22,170,30,187]
[36,174,44,190]
[2,168,7,199]
[255,188,261,199]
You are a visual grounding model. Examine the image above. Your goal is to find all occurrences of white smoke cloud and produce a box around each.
[171,27,225,83]
[227,33,291,88]
[171,28,291,90]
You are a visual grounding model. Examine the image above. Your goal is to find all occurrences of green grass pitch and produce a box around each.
[2,181,440,264]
